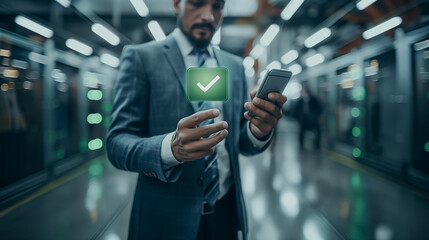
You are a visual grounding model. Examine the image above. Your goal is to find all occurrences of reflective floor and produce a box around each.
[1,118,429,239]
[241,119,429,240]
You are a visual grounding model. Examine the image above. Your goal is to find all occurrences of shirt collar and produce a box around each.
[172,28,214,58]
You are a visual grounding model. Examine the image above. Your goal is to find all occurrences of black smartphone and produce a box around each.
[247,69,292,117]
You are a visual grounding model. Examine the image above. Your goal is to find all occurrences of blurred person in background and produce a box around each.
[293,85,322,150]
[106,0,287,239]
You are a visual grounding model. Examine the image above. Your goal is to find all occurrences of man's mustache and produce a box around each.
[191,23,215,32]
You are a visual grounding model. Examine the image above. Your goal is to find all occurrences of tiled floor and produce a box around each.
[1,118,429,239]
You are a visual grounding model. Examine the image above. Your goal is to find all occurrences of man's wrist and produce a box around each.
[250,123,272,141]
[161,132,183,170]
[247,122,272,148]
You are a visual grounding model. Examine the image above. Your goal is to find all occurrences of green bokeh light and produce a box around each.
[103,116,111,127]
[352,127,361,137]
[87,90,103,101]
[352,172,361,188]
[353,147,361,158]
[88,138,103,150]
[103,103,112,113]
[89,159,103,176]
[352,87,366,101]
[87,113,103,124]
[351,108,361,118]
[425,142,429,152]
[56,149,65,160]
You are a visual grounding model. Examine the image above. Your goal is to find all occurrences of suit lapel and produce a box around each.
[163,35,198,113]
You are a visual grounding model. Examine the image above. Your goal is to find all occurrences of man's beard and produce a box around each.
[180,22,215,48]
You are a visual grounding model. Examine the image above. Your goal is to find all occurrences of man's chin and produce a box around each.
[190,36,212,48]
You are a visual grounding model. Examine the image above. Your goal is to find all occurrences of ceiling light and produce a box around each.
[55,0,70,8]
[281,50,299,65]
[147,20,166,41]
[130,0,149,17]
[29,52,47,64]
[267,61,281,70]
[304,28,332,48]
[362,16,402,40]
[260,24,280,47]
[281,0,304,21]
[356,0,377,10]
[100,53,120,68]
[250,44,265,59]
[65,39,93,56]
[288,63,302,75]
[305,53,325,67]
[91,23,120,46]
[15,15,53,38]
[414,39,429,51]
[243,56,255,69]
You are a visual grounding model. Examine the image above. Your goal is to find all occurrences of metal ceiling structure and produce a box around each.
[0,0,428,69]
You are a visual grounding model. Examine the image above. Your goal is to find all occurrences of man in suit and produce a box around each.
[106,0,287,239]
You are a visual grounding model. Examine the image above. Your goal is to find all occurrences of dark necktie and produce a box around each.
[193,48,220,206]
[198,101,220,207]
[193,48,207,68]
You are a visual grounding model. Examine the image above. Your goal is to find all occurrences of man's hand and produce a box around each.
[244,90,287,139]
[171,109,228,161]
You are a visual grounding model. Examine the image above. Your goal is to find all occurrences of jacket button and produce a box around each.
[198,177,203,186]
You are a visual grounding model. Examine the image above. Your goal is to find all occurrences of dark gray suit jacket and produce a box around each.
[107,34,269,240]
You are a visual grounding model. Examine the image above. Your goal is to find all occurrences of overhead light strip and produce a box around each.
[15,15,53,38]
[55,0,71,8]
[362,16,402,40]
[288,63,302,75]
[356,0,377,10]
[147,20,166,41]
[130,0,149,17]
[242,56,255,69]
[260,24,280,47]
[281,50,299,65]
[65,38,93,56]
[29,52,48,64]
[249,44,265,59]
[91,23,121,46]
[304,27,332,48]
[281,0,304,21]
[267,61,281,70]
[305,53,325,67]
[101,53,120,68]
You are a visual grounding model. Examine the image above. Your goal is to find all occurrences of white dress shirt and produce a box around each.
[161,28,271,199]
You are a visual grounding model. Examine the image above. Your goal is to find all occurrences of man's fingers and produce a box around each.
[186,147,216,161]
[243,113,272,132]
[251,97,282,118]
[250,90,257,100]
[267,92,287,106]
[186,121,228,141]
[178,109,219,129]
[244,102,278,125]
[183,130,228,152]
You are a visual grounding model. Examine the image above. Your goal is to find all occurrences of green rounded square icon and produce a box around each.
[187,67,228,102]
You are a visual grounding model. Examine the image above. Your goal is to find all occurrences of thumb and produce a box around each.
[250,89,257,100]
